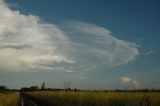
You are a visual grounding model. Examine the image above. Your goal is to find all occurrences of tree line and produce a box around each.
[1,82,160,92]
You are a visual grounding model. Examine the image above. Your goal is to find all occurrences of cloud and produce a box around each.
[60,21,139,71]
[0,43,31,50]
[121,76,131,83]
[131,80,139,89]
[0,0,74,72]
[0,0,139,73]
[121,76,139,89]
[145,50,155,55]
[0,0,18,9]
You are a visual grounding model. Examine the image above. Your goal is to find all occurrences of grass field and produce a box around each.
[0,92,20,106]
[27,91,160,106]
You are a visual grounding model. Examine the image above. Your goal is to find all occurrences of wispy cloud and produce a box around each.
[0,0,139,73]
[121,76,139,89]
[145,50,155,55]
[60,21,139,71]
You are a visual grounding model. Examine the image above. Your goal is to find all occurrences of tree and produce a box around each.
[64,81,71,96]
[0,85,7,91]
[41,82,46,90]
[30,86,39,91]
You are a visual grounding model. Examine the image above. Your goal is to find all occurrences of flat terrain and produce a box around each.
[27,91,160,106]
[1,91,160,106]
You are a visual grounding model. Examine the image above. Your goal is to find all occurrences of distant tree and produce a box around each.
[21,87,30,92]
[64,81,71,96]
[74,88,78,92]
[0,85,7,91]
[41,82,46,90]
[30,86,39,91]
[21,86,39,91]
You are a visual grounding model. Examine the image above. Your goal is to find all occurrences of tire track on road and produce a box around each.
[21,93,38,106]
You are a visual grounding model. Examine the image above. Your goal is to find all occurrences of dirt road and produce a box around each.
[21,93,38,106]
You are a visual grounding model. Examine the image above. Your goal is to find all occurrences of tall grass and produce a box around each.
[28,91,160,106]
[0,92,20,106]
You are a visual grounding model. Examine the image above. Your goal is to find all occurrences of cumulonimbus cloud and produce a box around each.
[0,0,139,72]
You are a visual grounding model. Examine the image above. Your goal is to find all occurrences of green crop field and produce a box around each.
[27,91,160,106]
[0,92,20,106]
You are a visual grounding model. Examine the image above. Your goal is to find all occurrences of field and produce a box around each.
[27,91,160,106]
[0,92,20,106]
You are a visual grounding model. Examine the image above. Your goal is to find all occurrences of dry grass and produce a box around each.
[28,91,160,106]
[0,92,20,106]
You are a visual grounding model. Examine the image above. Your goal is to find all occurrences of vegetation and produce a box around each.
[0,92,20,106]
[64,81,71,96]
[41,82,46,90]
[27,91,160,106]
[1,83,160,106]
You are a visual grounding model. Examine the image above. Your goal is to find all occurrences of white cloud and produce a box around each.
[19,55,75,66]
[0,0,139,73]
[61,21,139,71]
[121,76,131,83]
[0,0,74,72]
[121,76,139,89]
[0,43,31,49]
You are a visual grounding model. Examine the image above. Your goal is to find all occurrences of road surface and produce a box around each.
[21,93,38,106]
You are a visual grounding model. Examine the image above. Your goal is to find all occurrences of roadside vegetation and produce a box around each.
[1,83,160,106]
[0,92,20,106]
[27,91,160,106]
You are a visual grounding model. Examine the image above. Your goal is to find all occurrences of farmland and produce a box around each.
[0,90,160,106]
[0,92,20,106]
[27,91,160,106]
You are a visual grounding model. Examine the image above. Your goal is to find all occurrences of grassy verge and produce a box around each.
[27,91,160,106]
[0,92,20,106]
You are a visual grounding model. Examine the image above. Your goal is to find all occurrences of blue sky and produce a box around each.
[0,0,160,89]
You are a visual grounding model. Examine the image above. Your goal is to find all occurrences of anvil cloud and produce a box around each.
[0,0,139,72]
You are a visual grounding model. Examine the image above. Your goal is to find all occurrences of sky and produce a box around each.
[0,0,160,90]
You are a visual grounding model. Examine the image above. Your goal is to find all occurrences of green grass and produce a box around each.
[27,91,160,106]
[0,92,20,106]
